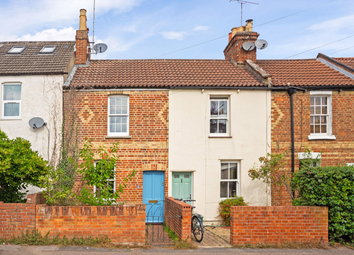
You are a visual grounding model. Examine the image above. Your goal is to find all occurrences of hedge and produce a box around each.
[292,165,354,241]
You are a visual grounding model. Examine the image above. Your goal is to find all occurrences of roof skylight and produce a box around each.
[39,45,57,54]
[8,46,26,54]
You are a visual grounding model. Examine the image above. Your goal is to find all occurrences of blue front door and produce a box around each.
[143,171,165,223]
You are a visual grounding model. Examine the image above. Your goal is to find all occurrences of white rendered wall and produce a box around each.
[0,75,64,193]
[169,89,271,223]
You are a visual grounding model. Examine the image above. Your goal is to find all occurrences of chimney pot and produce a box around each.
[245,19,253,32]
[79,9,87,31]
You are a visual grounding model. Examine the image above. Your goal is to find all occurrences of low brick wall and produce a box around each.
[230,206,328,245]
[0,202,36,238]
[164,197,191,242]
[0,193,146,245]
[36,204,146,244]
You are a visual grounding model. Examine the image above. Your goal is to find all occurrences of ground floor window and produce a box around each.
[93,161,116,198]
[220,162,239,199]
[298,152,321,169]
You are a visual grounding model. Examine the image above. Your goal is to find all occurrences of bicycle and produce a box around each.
[177,199,204,242]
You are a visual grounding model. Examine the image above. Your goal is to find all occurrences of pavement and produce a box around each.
[1,245,354,255]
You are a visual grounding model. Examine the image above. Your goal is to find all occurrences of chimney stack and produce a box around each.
[75,9,90,65]
[224,19,259,65]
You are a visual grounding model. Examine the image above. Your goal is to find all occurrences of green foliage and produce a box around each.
[0,230,111,247]
[40,115,79,205]
[219,197,248,226]
[77,138,135,206]
[248,152,294,200]
[292,165,354,242]
[0,129,49,203]
[163,224,179,242]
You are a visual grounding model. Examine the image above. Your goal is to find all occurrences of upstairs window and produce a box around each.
[7,46,26,54]
[108,95,129,136]
[309,91,335,140]
[210,97,229,136]
[2,84,21,118]
[39,45,57,54]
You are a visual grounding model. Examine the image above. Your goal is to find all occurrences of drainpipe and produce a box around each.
[288,87,297,175]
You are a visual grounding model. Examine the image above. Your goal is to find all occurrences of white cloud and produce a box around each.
[17,27,76,41]
[193,25,210,31]
[309,15,354,31]
[160,31,188,40]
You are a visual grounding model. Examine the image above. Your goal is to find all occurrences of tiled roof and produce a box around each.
[0,41,75,75]
[257,59,354,87]
[69,59,264,89]
[334,57,354,70]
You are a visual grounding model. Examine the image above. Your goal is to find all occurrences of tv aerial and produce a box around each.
[29,117,46,130]
[255,39,268,50]
[229,0,259,26]
[91,0,108,54]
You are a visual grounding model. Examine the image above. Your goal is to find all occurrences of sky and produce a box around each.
[0,0,353,60]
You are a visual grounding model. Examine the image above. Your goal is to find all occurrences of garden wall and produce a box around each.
[230,206,328,245]
[164,197,191,242]
[0,194,146,245]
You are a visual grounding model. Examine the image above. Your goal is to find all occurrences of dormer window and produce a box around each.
[39,45,57,54]
[8,46,26,54]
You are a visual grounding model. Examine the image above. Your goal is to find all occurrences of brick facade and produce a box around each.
[164,197,191,242]
[230,206,328,245]
[63,89,169,203]
[271,90,354,205]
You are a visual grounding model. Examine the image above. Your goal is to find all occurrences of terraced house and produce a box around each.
[66,10,354,222]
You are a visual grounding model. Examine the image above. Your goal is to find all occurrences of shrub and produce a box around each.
[0,129,49,203]
[292,165,354,242]
[219,197,248,226]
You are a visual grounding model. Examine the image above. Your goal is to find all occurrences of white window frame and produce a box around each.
[220,161,240,199]
[39,45,57,54]
[2,83,21,119]
[209,97,230,137]
[107,95,129,137]
[7,46,26,54]
[308,91,336,140]
[298,152,321,168]
[93,161,116,197]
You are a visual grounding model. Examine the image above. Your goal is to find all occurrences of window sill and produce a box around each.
[106,135,132,139]
[209,136,232,139]
[0,118,22,121]
[308,134,336,140]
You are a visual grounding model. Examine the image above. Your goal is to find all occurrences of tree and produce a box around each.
[0,129,49,203]
[248,152,294,202]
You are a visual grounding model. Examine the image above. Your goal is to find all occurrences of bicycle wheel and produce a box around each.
[192,215,204,242]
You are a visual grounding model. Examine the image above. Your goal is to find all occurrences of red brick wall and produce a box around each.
[36,204,146,244]
[75,30,89,65]
[164,197,191,242]
[230,206,328,245]
[271,90,354,205]
[0,202,36,239]
[63,90,169,204]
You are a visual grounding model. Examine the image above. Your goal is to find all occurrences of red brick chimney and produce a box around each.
[75,9,90,65]
[224,19,259,65]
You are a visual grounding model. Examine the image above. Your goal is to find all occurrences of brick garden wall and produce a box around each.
[36,204,146,244]
[271,90,354,205]
[0,202,36,238]
[0,194,146,245]
[63,89,169,204]
[164,197,191,242]
[230,206,328,245]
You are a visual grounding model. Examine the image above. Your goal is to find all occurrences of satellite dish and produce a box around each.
[242,41,255,51]
[29,117,46,129]
[93,43,108,53]
[255,39,268,50]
